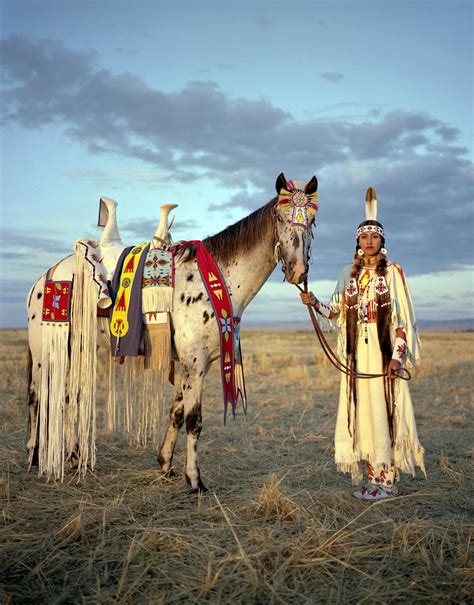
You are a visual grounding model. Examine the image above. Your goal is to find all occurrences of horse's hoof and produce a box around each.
[188,479,208,495]
[162,468,178,479]
[188,486,208,496]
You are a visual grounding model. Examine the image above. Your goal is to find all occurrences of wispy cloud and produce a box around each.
[320,71,344,83]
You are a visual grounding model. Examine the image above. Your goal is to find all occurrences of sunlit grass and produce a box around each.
[0,329,472,603]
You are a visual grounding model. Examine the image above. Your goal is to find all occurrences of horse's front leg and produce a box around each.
[158,385,184,476]
[181,359,207,493]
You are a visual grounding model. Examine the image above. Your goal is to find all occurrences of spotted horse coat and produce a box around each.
[26,173,319,492]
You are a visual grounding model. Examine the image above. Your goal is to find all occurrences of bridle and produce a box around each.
[295,280,411,381]
[272,202,313,279]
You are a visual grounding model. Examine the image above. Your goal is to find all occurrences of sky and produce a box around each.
[0,0,473,327]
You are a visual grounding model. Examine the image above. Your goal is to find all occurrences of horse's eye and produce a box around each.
[276,215,283,223]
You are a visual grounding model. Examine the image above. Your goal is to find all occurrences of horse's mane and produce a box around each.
[179,198,276,264]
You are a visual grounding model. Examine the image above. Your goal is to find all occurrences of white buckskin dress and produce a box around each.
[328,262,426,484]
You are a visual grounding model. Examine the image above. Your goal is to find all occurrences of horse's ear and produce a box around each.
[275,172,287,194]
[305,176,318,195]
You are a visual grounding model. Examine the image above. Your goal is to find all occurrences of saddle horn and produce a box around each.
[153,204,179,244]
[98,197,123,244]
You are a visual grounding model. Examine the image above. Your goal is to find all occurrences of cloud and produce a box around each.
[0,228,71,259]
[320,72,345,83]
[115,47,138,56]
[1,35,472,279]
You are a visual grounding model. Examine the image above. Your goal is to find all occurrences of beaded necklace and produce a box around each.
[358,269,375,344]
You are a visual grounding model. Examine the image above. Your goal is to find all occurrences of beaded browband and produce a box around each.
[356,224,384,237]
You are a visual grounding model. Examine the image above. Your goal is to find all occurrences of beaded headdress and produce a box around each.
[356,187,384,237]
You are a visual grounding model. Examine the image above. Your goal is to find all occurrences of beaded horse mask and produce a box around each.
[276,174,319,228]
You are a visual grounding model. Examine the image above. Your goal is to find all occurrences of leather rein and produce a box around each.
[271,203,409,381]
[295,281,411,381]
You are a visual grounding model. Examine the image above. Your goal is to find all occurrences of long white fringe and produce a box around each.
[69,252,99,478]
[142,286,173,314]
[38,323,69,481]
[121,357,167,449]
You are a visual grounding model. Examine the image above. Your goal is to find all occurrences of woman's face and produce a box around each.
[358,231,381,256]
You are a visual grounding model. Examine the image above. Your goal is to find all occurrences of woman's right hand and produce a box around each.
[300,291,317,307]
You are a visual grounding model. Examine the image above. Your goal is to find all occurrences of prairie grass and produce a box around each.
[0,328,473,603]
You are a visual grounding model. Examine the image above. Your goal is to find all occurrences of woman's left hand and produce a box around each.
[387,359,401,378]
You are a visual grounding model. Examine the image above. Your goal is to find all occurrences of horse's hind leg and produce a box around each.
[158,384,184,476]
[26,279,44,468]
[26,349,39,467]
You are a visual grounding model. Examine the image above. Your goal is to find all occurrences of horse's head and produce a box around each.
[273,172,319,284]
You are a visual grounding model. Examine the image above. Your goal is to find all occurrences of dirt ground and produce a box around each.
[0,328,472,604]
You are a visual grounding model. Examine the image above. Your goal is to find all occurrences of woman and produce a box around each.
[301,187,426,501]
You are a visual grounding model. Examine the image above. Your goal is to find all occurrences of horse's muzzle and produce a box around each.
[286,261,308,284]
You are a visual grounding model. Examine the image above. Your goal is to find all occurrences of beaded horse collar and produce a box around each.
[277,180,319,228]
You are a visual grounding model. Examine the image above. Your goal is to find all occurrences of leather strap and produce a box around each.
[296,281,411,381]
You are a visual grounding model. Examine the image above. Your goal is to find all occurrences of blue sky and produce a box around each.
[1,0,472,327]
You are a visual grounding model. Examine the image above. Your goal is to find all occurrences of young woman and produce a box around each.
[301,188,426,501]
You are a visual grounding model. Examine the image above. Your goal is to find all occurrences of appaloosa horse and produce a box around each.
[26,173,319,491]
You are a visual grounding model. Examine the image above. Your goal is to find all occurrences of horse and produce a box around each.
[26,172,319,492]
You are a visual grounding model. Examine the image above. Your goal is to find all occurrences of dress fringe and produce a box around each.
[336,440,426,485]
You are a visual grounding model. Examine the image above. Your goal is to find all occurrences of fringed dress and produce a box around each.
[328,262,426,484]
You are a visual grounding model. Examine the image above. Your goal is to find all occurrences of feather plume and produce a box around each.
[365,187,378,221]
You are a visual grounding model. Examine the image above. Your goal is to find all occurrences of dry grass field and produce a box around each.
[0,328,473,604]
